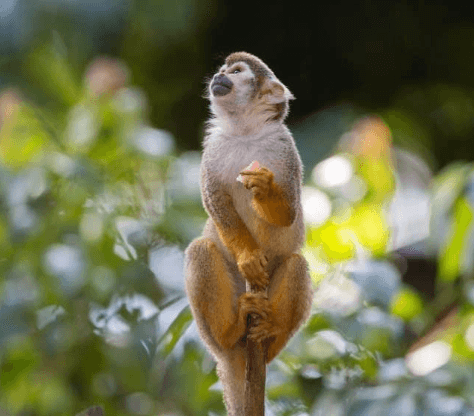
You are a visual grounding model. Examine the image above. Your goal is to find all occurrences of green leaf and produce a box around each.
[431,163,472,216]
[305,314,331,335]
[26,40,80,106]
[439,196,473,281]
[156,305,193,358]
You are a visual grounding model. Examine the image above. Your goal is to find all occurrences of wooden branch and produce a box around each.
[408,305,459,354]
[244,283,267,416]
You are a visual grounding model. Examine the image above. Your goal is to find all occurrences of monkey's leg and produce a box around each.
[185,237,260,350]
[184,237,268,415]
[248,254,313,363]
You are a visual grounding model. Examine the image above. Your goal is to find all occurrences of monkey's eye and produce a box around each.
[233,68,242,74]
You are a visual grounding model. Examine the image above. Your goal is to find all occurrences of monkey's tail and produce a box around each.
[217,348,247,416]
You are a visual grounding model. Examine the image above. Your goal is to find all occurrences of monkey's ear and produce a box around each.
[263,79,295,103]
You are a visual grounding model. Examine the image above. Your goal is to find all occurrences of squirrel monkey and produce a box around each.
[185,52,313,415]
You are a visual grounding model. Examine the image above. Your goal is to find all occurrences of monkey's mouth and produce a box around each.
[211,76,233,96]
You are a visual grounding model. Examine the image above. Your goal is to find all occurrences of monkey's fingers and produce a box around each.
[239,294,271,320]
[239,171,272,184]
[257,166,273,176]
[248,322,279,343]
[243,260,269,286]
[243,176,272,199]
[249,323,279,339]
[240,167,274,180]
[239,170,259,176]
[242,305,269,320]
[248,298,272,317]
[241,260,258,278]
[255,271,269,289]
[239,267,267,289]
[240,176,269,192]
[249,331,277,344]
[259,253,268,269]
[237,250,269,288]
[249,269,269,289]
[240,292,268,301]
[249,181,270,194]
[241,304,271,321]
[244,182,269,200]
[239,170,267,177]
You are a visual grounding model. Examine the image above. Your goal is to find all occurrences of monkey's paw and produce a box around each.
[239,166,274,199]
[237,249,269,289]
[248,317,280,343]
[238,293,272,321]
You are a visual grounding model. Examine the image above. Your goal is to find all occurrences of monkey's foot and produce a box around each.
[247,318,280,343]
[239,293,272,320]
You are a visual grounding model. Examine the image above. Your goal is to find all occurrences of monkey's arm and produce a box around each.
[202,167,269,288]
[240,147,301,227]
[202,172,259,256]
[241,167,295,227]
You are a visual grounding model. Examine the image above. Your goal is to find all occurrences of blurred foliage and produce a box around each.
[0,36,209,415]
[0,1,473,415]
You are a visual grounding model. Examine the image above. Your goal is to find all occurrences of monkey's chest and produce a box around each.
[209,139,294,254]
[214,144,283,184]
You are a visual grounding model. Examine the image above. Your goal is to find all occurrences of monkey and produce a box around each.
[184,52,313,415]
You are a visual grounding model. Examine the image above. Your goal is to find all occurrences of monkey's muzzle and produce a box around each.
[211,74,233,96]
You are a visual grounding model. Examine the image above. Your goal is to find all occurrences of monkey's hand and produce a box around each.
[246,298,280,343]
[237,249,269,290]
[239,166,274,200]
[238,292,271,322]
[239,163,295,227]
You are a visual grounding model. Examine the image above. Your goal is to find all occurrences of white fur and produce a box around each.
[204,122,289,184]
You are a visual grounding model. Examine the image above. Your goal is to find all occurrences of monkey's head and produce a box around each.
[208,52,294,127]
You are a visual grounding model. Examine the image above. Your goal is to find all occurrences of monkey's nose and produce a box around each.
[213,74,233,88]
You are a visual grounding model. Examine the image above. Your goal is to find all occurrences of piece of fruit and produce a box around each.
[237,160,260,182]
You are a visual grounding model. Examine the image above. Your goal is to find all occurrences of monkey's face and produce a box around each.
[208,53,294,124]
[209,62,256,107]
